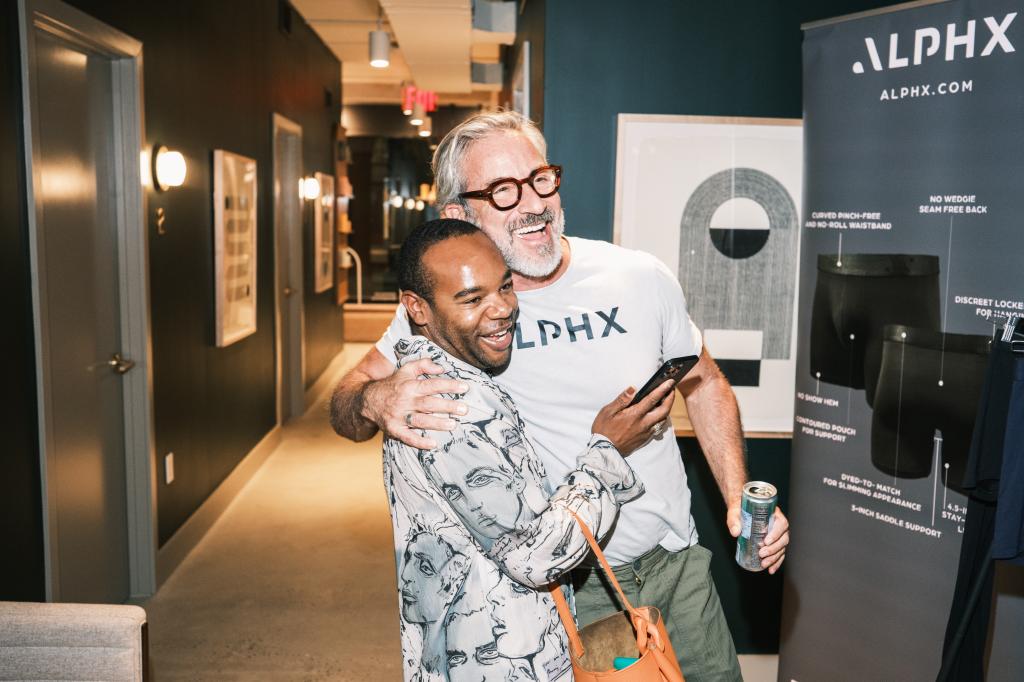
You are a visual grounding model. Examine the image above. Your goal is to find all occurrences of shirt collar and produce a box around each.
[393,335,491,384]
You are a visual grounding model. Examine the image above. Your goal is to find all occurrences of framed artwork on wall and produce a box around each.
[313,171,335,293]
[512,40,530,118]
[213,149,258,347]
[613,115,802,433]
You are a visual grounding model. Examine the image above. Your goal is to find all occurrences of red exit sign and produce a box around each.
[402,86,437,113]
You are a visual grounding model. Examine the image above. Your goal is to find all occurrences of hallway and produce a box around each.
[144,344,400,680]
[143,343,777,681]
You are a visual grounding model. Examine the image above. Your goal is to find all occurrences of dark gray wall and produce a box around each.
[60,0,343,546]
[0,1,47,602]
[0,0,343,599]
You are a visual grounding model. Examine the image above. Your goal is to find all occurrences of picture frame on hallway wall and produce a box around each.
[511,40,530,119]
[613,115,802,433]
[313,171,335,293]
[213,149,258,347]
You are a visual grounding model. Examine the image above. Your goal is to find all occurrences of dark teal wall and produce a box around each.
[532,0,904,653]
[541,0,902,242]
[681,436,792,653]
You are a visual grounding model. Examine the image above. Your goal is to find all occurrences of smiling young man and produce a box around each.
[382,218,671,682]
[332,112,792,681]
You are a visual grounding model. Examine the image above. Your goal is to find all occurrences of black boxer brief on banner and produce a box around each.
[870,325,989,491]
[809,254,941,405]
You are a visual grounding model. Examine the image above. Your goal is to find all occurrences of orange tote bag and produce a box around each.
[549,512,685,682]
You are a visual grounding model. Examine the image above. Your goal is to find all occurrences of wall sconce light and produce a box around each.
[410,102,425,126]
[418,115,432,138]
[389,195,404,208]
[301,176,321,201]
[415,199,425,211]
[369,9,389,68]
[152,145,186,191]
[404,198,416,210]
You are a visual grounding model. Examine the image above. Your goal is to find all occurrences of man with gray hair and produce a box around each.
[331,111,790,681]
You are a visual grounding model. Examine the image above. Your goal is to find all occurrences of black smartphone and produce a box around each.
[628,355,700,407]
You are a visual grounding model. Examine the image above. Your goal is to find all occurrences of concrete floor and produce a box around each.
[144,343,777,681]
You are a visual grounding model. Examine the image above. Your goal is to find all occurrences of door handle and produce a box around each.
[109,353,136,375]
[283,286,294,297]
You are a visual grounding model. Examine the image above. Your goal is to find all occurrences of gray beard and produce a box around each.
[467,207,565,279]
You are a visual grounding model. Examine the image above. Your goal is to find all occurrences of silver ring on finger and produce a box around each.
[651,420,666,437]
[405,412,415,428]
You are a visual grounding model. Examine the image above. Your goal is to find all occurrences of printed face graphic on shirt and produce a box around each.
[430,427,528,546]
[446,606,536,682]
[399,531,467,624]
[487,578,549,659]
[482,418,529,466]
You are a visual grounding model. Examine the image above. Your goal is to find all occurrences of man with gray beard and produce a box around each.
[330,111,790,681]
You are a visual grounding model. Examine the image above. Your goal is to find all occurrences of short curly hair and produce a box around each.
[398,218,481,302]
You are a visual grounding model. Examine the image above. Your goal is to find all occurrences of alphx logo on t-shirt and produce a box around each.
[514,306,627,350]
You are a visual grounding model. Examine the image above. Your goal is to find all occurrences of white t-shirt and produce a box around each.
[377,236,704,564]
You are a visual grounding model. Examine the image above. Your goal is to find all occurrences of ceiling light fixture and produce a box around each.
[369,9,389,68]
[418,115,432,138]
[410,102,425,126]
[401,82,413,115]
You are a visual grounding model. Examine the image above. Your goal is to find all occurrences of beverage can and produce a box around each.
[735,481,778,572]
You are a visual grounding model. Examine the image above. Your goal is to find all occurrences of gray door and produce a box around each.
[273,115,305,422]
[33,29,130,603]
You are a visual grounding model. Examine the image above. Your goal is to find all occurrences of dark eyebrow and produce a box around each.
[453,285,483,299]
[453,270,512,299]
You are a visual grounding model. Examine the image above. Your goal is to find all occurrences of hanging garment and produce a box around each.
[939,337,1024,681]
[992,344,1024,565]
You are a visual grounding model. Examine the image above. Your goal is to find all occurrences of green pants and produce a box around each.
[570,543,742,682]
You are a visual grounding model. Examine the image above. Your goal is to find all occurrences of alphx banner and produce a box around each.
[781,1,1024,680]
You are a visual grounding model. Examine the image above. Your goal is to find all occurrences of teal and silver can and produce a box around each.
[735,481,778,572]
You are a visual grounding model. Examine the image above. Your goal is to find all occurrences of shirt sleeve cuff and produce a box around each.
[577,434,645,503]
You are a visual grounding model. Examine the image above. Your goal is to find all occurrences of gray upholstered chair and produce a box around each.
[0,602,149,681]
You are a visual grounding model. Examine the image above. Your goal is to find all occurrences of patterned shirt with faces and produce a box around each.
[383,337,644,681]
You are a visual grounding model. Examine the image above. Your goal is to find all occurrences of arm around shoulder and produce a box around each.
[329,346,471,450]
[329,347,395,442]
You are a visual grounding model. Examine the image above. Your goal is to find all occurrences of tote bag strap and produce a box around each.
[548,510,648,651]
[548,510,681,679]
[568,510,641,615]
[567,511,673,653]
[549,578,585,659]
